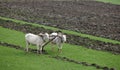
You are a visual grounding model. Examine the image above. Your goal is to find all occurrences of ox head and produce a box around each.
[39,33,49,42]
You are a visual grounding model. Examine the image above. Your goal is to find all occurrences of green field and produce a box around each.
[96,0,120,5]
[1,46,97,70]
[0,26,120,70]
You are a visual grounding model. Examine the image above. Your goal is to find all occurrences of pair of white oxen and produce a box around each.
[25,32,66,54]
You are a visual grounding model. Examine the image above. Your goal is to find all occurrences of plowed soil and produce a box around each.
[0,0,120,41]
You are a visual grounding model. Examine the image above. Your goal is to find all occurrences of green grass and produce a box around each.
[0,46,97,70]
[95,0,120,5]
[0,16,120,45]
[0,26,96,70]
[0,26,25,47]
[0,26,120,70]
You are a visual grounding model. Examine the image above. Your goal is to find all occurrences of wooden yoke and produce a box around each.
[42,36,57,50]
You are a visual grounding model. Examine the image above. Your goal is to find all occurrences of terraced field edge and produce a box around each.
[0,16,120,45]
[0,19,120,54]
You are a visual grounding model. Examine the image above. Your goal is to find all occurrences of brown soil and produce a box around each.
[0,0,120,41]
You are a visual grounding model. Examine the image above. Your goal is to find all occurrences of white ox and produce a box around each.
[25,33,49,54]
[50,32,66,53]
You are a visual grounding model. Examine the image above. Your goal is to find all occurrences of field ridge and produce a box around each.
[0,16,120,45]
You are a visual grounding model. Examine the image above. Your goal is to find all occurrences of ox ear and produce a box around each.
[45,33,49,38]
[45,33,49,35]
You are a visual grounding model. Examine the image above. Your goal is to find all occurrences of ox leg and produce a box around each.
[39,45,43,54]
[58,43,62,54]
[51,42,55,52]
[26,41,29,52]
[41,43,45,52]
[37,44,40,54]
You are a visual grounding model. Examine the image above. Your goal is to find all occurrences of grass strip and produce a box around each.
[0,16,120,45]
[95,0,120,5]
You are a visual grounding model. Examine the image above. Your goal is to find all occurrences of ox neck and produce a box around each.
[38,35,46,42]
